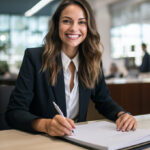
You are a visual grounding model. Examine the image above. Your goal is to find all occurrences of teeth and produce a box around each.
[67,35,79,38]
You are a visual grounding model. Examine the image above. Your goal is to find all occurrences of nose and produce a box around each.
[69,22,79,31]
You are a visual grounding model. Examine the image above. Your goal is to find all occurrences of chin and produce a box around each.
[69,42,82,47]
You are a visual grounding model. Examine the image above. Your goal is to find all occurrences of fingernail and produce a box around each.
[117,128,120,131]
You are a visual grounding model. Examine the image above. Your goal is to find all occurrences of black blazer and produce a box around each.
[6,47,124,133]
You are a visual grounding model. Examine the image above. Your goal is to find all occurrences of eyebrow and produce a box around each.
[61,16,87,20]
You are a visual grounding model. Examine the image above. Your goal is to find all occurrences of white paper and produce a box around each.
[64,121,150,150]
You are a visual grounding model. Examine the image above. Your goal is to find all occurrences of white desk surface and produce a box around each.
[0,114,150,150]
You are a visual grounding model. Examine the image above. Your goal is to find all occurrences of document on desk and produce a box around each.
[64,121,150,150]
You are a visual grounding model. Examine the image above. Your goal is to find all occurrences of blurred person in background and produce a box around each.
[105,63,123,79]
[139,43,150,73]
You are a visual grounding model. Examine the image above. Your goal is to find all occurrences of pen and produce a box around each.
[52,101,74,134]
[53,101,65,117]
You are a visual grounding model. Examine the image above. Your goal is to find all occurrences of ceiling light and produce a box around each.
[25,0,54,17]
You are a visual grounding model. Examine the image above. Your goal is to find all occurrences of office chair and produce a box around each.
[0,85,14,130]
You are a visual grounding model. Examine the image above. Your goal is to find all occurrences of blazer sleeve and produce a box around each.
[91,71,124,121]
[6,49,40,133]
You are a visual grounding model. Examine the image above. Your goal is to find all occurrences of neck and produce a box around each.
[62,47,78,59]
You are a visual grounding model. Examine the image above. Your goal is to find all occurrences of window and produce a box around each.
[0,15,49,73]
[111,24,150,66]
[110,0,150,66]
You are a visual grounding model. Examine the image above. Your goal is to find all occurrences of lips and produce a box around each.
[66,34,81,40]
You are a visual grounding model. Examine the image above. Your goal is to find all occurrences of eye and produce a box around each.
[79,21,87,25]
[62,19,71,24]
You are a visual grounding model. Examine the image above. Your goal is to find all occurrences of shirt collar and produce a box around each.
[61,51,79,72]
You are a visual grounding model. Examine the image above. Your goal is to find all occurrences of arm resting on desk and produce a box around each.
[91,71,124,121]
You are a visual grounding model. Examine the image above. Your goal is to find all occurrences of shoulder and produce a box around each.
[23,47,44,68]
[24,47,44,61]
[25,47,44,57]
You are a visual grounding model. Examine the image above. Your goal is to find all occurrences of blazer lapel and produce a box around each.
[47,54,91,120]
[52,59,67,117]
[78,81,91,121]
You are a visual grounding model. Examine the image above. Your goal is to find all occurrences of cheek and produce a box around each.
[59,25,68,38]
[59,27,64,40]
[82,27,87,38]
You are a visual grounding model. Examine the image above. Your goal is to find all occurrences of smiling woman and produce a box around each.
[43,0,102,88]
[6,0,137,137]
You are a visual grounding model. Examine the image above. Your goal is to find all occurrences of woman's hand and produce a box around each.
[45,115,75,136]
[32,115,75,136]
[116,112,137,132]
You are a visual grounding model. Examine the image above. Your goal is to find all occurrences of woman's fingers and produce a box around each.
[116,113,137,132]
[55,115,73,130]
[127,119,137,131]
[121,117,133,131]
[66,118,75,128]
[116,113,128,130]
[47,115,74,136]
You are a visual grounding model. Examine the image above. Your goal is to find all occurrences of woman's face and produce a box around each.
[59,4,87,51]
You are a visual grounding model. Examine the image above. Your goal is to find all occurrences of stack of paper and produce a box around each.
[64,121,150,150]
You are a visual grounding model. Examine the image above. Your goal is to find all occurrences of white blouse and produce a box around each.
[61,51,79,120]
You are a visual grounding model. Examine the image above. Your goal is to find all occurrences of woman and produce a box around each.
[6,0,137,136]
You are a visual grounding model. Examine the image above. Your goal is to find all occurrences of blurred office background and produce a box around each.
[0,0,150,84]
[0,0,150,122]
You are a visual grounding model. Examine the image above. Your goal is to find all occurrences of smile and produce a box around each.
[66,34,81,40]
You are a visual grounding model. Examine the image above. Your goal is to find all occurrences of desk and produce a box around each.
[0,114,150,150]
[0,76,16,85]
[106,78,150,115]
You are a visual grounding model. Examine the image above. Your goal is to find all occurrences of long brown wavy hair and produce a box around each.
[42,0,103,89]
